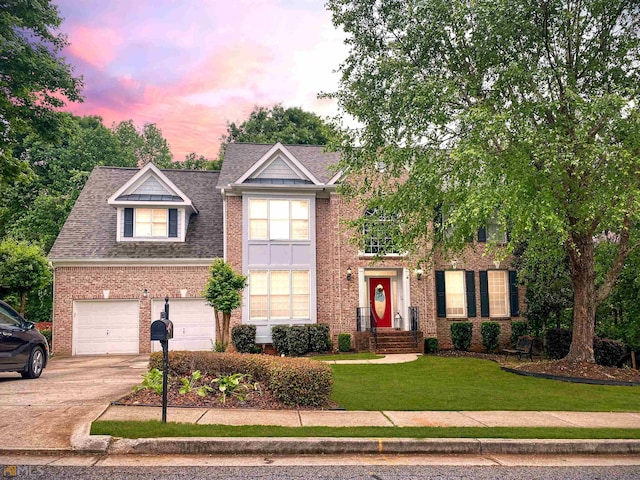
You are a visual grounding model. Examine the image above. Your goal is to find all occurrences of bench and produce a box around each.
[503,335,533,361]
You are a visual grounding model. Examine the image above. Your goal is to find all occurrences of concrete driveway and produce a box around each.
[0,355,148,452]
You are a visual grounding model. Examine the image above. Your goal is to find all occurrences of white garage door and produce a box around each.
[151,299,215,351]
[74,300,140,355]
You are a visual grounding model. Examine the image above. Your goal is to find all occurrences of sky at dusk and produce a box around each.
[55,0,347,160]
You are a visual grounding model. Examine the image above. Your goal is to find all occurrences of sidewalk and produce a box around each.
[88,406,640,456]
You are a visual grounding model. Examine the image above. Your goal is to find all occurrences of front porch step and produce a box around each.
[374,330,421,354]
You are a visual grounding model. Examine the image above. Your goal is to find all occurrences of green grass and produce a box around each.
[92,420,640,439]
[330,356,640,411]
[311,352,384,361]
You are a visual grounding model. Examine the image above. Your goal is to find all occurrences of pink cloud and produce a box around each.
[66,26,122,69]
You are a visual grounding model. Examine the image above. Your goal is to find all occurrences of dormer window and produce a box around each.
[123,207,178,239]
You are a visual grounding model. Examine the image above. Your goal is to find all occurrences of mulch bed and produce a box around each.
[435,350,640,384]
[116,373,337,410]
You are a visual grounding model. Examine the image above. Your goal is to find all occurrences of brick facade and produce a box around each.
[52,265,211,355]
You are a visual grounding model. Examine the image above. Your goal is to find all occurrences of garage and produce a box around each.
[151,298,215,351]
[73,300,140,355]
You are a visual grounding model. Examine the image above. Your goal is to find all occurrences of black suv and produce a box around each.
[0,300,49,379]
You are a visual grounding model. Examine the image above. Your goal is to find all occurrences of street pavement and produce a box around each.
[0,354,639,457]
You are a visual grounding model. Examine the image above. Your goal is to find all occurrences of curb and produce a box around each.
[104,437,640,456]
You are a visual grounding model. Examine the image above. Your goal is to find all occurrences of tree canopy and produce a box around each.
[328,0,640,363]
[219,105,336,157]
[0,0,83,186]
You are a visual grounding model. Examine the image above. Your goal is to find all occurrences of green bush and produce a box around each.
[149,351,333,407]
[510,321,529,346]
[424,337,439,353]
[268,357,333,407]
[481,322,501,353]
[40,329,52,346]
[450,322,473,351]
[338,333,351,352]
[271,325,289,355]
[545,328,572,359]
[231,325,258,353]
[287,325,310,356]
[594,337,628,367]
[306,324,331,353]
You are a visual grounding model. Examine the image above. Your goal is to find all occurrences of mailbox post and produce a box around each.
[151,297,173,423]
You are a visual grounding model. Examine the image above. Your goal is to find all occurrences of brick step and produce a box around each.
[375,347,421,354]
[375,339,418,346]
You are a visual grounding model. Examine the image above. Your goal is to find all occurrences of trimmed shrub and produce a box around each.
[306,324,331,353]
[481,322,501,353]
[510,321,529,347]
[338,333,351,352]
[450,322,473,351]
[268,357,333,407]
[271,325,289,355]
[545,328,572,359]
[40,329,52,347]
[287,325,310,357]
[231,324,258,354]
[594,337,628,367]
[424,337,439,354]
[148,351,333,407]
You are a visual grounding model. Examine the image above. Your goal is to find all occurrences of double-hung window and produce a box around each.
[249,199,309,241]
[444,270,466,317]
[249,271,310,321]
[136,208,167,237]
[487,270,510,317]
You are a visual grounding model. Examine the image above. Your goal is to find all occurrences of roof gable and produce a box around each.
[108,163,196,211]
[235,143,321,185]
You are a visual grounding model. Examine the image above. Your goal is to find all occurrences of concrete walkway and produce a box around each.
[321,353,420,364]
[99,405,640,429]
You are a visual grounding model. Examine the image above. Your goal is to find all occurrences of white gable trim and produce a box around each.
[327,169,344,185]
[108,163,197,212]
[235,143,321,186]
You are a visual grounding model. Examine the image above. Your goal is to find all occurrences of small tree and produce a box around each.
[0,240,52,315]
[203,259,247,350]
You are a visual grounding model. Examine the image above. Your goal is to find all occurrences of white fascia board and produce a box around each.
[327,169,344,185]
[49,258,217,267]
[235,143,322,185]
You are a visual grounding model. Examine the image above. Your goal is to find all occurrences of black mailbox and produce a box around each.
[151,318,173,341]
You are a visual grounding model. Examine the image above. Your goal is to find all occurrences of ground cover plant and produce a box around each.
[330,356,640,412]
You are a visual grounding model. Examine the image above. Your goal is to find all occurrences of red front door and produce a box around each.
[369,278,392,328]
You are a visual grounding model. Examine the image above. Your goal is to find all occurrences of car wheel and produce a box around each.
[21,346,45,379]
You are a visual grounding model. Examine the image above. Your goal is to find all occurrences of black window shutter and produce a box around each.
[124,208,133,237]
[509,270,519,316]
[434,204,443,241]
[168,209,178,237]
[465,271,476,317]
[479,270,490,317]
[436,270,446,317]
[478,227,487,242]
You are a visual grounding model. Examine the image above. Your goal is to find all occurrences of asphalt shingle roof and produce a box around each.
[217,143,340,188]
[49,167,223,261]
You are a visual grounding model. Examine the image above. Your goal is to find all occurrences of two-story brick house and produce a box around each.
[49,142,523,355]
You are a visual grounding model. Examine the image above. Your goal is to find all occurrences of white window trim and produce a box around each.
[116,207,185,243]
[248,198,310,242]
[248,270,310,322]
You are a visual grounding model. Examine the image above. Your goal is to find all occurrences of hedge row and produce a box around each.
[271,324,332,356]
[149,351,333,407]
[545,328,628,367]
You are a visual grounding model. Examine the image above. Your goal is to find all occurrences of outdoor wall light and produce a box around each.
[143,288,148,298]
[415,267,423,280]
[346,266,352,281]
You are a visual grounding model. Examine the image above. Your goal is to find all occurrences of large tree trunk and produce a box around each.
[20,292,26,316]
[565,233,596,363]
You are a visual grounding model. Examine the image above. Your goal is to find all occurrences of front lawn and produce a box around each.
[331,356,640,411]
[311,352,383,361]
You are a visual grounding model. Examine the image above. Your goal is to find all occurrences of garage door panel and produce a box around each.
[74,300,139,355]
[151,299,215,351]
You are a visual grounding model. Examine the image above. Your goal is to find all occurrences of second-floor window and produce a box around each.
[362,208,401,255]
[249,199,309,241]
[123,207,178,239]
